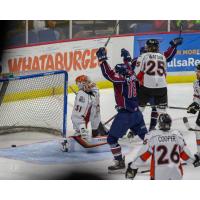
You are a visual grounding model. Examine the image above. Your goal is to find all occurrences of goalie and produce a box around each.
[71,75,108,138]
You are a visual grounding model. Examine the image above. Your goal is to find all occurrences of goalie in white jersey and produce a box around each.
[71,75,107,138]
[125,113,200,180]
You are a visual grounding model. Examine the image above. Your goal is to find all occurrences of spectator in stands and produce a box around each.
[33,20,47,32]
[153,20,167,32]
[46,20,60,40]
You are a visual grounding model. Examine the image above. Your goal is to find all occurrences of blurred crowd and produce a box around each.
[2,20,200,48]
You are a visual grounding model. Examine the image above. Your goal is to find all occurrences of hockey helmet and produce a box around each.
[158,113,172,131]
[196,63,200,71]
[75,75,91,90]
[115,63,133,77]
[145,39,159,52]
[140,46,147,55]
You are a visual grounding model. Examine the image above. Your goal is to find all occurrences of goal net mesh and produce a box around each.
[0,71,68,137]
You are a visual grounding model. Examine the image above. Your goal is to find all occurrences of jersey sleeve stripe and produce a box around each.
[140,151,152,161]
[180,151,190,161]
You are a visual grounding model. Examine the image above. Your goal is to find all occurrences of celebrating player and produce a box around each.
[71,75,107,138]
[125,113,200,180]
[96,47,148,173]
[136,38,182,114]
[121,47,158,131]
[187,63,200,157]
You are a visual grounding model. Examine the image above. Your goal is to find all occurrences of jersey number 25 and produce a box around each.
[145,60,165,76]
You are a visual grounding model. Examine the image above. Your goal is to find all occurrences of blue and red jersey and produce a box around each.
[100,61,139,112]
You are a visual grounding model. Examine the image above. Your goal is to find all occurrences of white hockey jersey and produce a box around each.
[71,87,101,132]
[193,80,200,105]
[131,129,195,180]
[137,52,167,88]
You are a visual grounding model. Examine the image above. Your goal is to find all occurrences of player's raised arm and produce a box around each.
[96,47,125,83]
[164,37,183,62]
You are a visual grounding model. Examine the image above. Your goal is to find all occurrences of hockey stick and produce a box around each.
[104,21,119,48]
[139,163,187,174]
[178,21,183,38]
[0,80,9,106]
[183,117,200,131]
[145,104,187,110]
[103,114,116,125]
[69,85,77,95]
[168,106,187,110]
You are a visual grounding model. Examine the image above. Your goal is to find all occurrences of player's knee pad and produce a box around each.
[107,134,118,145]
[139,106,145,112]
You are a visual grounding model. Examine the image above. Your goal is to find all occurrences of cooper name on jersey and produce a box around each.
[157,135,176,143]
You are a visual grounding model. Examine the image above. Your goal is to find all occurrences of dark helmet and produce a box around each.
[145,39,159,53]
[140,46,147,55]
[196,63,200,71]
[158,113,172,131]
[115,63,132,77]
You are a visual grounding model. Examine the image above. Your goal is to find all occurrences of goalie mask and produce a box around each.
[158,113,172,131]
[75,75,91,90]
[145,39,159,53]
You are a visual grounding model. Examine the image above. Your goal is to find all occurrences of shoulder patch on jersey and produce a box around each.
[79,96,85,103]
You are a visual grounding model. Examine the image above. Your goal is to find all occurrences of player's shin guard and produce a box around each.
[195,125,200,155]
[110,143,123,161]
[149,107,158,131]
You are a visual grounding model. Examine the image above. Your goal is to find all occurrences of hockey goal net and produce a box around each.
[0,70,68,137]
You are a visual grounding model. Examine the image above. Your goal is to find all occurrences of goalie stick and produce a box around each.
[183,117,200,131]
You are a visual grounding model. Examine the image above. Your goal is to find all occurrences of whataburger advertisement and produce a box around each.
[1,36,133,85]
[134,32,200,74]
[2,32,200,85]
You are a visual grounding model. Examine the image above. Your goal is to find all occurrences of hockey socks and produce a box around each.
[110,143,122,161]
[149,107,158,131]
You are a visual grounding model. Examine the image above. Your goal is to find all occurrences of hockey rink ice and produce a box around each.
[0,83,200,179]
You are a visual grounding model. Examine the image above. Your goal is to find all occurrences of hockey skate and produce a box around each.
[61,139,68,152]
[108,156,125,174]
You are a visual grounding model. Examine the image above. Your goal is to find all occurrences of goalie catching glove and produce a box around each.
[187,102,200,114]
[125,162,138,180]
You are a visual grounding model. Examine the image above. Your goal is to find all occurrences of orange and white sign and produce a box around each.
[2,36,134,84]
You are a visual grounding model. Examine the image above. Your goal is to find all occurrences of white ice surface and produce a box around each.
[0,83,200,179]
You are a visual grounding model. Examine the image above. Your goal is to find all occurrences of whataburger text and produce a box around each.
[8,48,99,72]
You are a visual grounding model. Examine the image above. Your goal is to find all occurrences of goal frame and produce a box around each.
[0,70,68,137]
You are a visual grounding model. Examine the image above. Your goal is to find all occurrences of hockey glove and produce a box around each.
[96,47,108,62]
[187,102,200,114]
[121,48,132,62]
[169,37,183,47]
[125,162,138,179]
[193,154,200,167]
